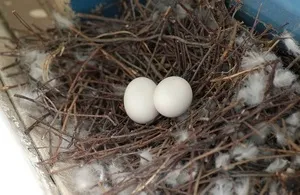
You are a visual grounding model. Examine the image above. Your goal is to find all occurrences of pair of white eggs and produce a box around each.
[124,76,193,124]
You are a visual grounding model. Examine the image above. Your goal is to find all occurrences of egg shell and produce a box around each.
[153,76,193,118]
[124,77,159,124]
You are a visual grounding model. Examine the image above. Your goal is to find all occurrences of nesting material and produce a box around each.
[281,30,300,56]
[240,51,280,71]
[232,143,259,161]
[265,158,289,173]
[215,153,230,168]
[52,12,73,28]
[2,0,300,194]
[209,178,234,195]
[273,68,297,88]
[237,71,267,106]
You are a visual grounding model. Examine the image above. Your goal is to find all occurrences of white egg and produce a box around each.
[153,76,193,117]
[124,77,159,124]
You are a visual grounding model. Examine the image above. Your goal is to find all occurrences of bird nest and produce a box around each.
[2,0,300,194]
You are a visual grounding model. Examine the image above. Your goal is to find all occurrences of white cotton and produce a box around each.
[237,71,267,106]
[108,163,129,184]
[209,178,234,195]
[78,129,90,139]
[177,163,198,185]
[215,153,230,168]
[269,181,280,195]
[232,143,259,161]
[22,50,48,81]
[175,3,192,19]
[72,162,106,194]
[240,51,279,71]
[286,111,300,127]
[286,168,295,174]
[235,32,253,47]
[174,129,189,143]
[151,11,160,21]
[241,51,265,70]
[292,81,300,94]
[29,65,43,80]
[117,185,135,195]
[139,149,153,166]
[265,158,289,173]
[22,50,45,65]
[281,30,300,56]
[165,164,182,187]
[275,131,287,146]
[234,177,250,195]
[287,126,297,136]
[292,155,300,166]
[53,12,73,28]
[250,122,272,145]
[165,162,198,187]
[273,68,297,88]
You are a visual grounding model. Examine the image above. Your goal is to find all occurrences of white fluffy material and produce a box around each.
[165,162,198,187]
[235,32,253,47]
[215,153,230,168]
[240,51,280,71]
[237,71,267,106]
[269,181,280,195]
[108,163,135,195]
[53,12,73,28]
[151,11,160,21]
[292,81,300,94]
[176,163,198,185]
[108,163,129,184]
[275,131,287,146]
[286,168,295,174]
[273,68,297,88]
[293,155,300,166]
[72,162,106,194]
[139,149,153,166]
[175,3,192,19]
[234,177,250,195]
[265,158,289,173]
[165,164,182,187]
[22,50,48,81]
[250,122,272,145]
[209,178,234,195]
[174,129,189,143]
[287,126,298,139]
[281,30,300,56]
[286,111,300,127]
[232,143,259,161]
